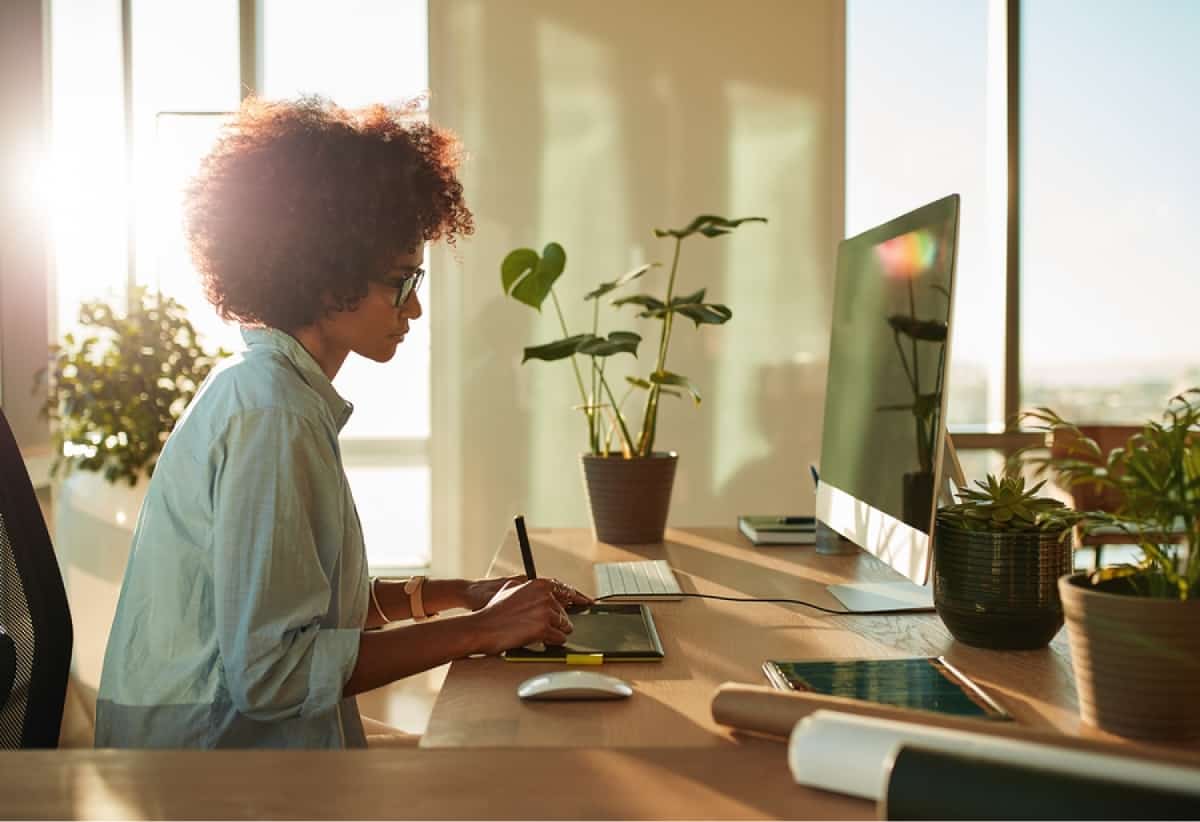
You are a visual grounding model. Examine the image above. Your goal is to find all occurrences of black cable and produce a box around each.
[593,591,919,616]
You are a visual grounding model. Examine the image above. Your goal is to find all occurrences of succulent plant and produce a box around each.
[938,473,1089,535]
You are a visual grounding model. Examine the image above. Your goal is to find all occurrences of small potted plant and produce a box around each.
[934,474,1092,650]
[501,214,765,543]
[1017,389,1200,741]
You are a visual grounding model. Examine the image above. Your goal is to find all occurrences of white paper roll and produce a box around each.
[787,709,1200,801]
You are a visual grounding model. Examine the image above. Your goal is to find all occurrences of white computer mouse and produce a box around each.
[517,670,633,701]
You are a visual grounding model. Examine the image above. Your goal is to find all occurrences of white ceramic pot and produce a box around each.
[53,469,147,697]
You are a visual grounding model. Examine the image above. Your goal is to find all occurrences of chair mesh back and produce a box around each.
[0,410,72,748]
[0,516,35,747]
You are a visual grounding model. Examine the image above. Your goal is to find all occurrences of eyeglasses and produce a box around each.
[385,267,425,308]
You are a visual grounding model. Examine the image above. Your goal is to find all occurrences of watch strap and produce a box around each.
[404,575,437,620]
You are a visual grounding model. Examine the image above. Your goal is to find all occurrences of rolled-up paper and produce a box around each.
[786,710,1200,803]
[712,682,1028,740]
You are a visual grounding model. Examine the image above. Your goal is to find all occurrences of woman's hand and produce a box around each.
[467,578,594,656]
[462,575,591,612]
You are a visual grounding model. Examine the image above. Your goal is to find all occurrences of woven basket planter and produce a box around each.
[1060,572,1200,741]
[580,452,677,544]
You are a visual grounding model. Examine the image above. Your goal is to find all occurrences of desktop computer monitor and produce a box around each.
[815,194,960,612]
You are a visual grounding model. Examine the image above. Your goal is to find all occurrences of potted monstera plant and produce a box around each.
[501,214,765,543]
[1018,389,1200,741]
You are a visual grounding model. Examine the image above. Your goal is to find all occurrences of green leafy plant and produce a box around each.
[938,473,1092,536]
[501,214,765,458]
[1015,388,1200,600]
[36,286,230,486]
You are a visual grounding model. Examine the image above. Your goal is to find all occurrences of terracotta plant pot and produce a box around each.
[932,519,1071,650]
[1059,572,1200,741]
[580,452,677,544]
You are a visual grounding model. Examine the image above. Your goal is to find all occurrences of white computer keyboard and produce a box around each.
[594,559,684,601]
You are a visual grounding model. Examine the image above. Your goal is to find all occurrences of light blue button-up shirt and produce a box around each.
[95,327,369,748]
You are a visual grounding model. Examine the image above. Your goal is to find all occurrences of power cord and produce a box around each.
[592,591,920,616]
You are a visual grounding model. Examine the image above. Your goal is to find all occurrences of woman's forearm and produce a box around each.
[367,577,470,628]
[343,611,490,697]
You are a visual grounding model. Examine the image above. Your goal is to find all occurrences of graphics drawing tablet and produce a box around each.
[502,603,665,663]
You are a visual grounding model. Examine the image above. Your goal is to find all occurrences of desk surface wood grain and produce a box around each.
[424,526,1090,749]
[1,744,868,821]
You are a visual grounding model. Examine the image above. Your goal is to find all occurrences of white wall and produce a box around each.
[0,0,52,459]
[429,0,846,576]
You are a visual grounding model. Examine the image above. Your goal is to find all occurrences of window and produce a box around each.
[1020,0,1200,423]
[846,0,1005,432]
[47,0,432,571]
[261,0,431,572]
[49,0,128,337]
[846,0,1200,462]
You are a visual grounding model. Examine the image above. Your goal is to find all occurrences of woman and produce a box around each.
[95,96,589,749]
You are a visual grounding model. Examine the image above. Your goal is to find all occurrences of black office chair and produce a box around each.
[0,408,72,748]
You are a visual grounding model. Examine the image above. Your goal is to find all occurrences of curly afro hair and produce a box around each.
[184,95,473,331]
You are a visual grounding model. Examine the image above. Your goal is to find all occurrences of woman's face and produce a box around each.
[327,246,425,364]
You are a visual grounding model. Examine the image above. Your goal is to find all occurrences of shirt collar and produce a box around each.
[241,327,355,431]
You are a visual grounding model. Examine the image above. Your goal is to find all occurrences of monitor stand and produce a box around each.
[821,435,966,614]
[826,581,933,612]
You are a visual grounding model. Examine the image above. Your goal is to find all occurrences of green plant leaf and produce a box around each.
[671,302,733,326]
[650,370,701,405]
[500,248,538,296]
[576,331,642,358]
[886,315,948,341]
[43,285,228,486]
[625,375,682,398]
[503,243,566,310]
[653,215,767,240]
[522,333,594,363]
[636,290,733,326]
[612,294,665,313]
[584,263,660,300]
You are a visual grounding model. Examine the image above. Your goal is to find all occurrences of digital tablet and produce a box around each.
[762,656,1010,720]
[502,603,665,663]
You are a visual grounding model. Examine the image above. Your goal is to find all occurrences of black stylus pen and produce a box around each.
[514,514,537,579]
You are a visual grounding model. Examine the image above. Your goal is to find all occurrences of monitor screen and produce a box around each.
[816,195,960,587]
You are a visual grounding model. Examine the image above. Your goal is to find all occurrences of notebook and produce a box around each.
[737,515,818,545]
[763,656,1010,720]
[502,603,665,663]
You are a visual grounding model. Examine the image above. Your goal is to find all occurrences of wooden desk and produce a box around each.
[14,529,1189,822]
[423,527,1083,749]
[0,744,869,820]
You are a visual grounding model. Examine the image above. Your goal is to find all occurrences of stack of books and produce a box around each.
[737,515,818,545]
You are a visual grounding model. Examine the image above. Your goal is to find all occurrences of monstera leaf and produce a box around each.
[650,370,701,405]
[654,214,766,240]
[584,263,659,301]
[888,315,947,341]
[523,331,641,363]
[502,243,567,310]
[615,289,732,326]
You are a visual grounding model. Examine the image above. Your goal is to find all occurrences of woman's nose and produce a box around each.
[401,291,423,320]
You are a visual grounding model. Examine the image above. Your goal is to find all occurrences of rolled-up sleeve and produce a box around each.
[210,409,360,722]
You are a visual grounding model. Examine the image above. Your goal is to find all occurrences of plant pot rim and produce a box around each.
[1059,571,1200,606]
[934,518,1069,540]
[581,451,678,460]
